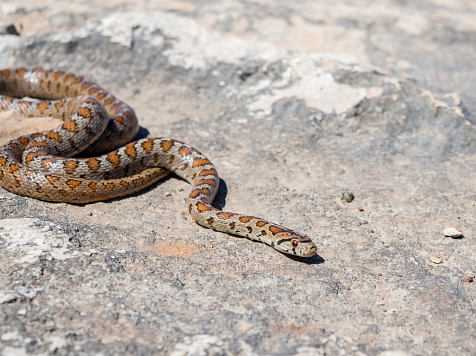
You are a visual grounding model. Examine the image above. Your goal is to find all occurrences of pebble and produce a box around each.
[0,23,19,36]
[165,191,172,197]
[341,190,355,203]
[430,256,442,264]
[86,211,93,216]
[443,227,463,238]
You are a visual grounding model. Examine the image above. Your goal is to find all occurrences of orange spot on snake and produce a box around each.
[63,119,79,133]
[239,216,253,223]
[53,71,64,81]
[80,82,93,91]
[178,146,192,156]
[55,101,64,111]
[114,115,125,125]
[160,140,174,152]
[8,164,20,173]
[96,92,106,100]
[88,87,99,95]
[131,177,145,187]
[18,137,29,146]
[120,181,130,189]
[269,226,287,235]
[217,212,236,219]
[104,97,115,106]
[106,151,121,167]
[16,68,27,77]
[24,151,44,165]
[77,106,92,119]
[198,168,218,177]
[190,187,210,198]
[256,221,266,227]
[83,97,98,105]
[46,175,60,184]
[192,158,212,168]
[1,69,10,79]
[28,141,49,150]
[18,101,31,109]
[87,158,101,173]
[140,140,154,154]
[36,102,50,114]
[66,179,82,189]
[64,74,74,82]
[63,161,79,175]
[72,76,84,85]
[88,182,98,191]
[46,131,62,142]
[103,182,116,191]
[196,178,217,187]
[124,143,137,159]
[196,202,212,212]
[0,97,12,105]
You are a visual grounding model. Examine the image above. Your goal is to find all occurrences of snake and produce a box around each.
[0,67,317,257]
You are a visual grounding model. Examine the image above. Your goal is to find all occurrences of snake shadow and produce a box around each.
[136,126,150,140]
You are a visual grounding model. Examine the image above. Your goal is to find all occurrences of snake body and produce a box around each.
[0,68,317,257]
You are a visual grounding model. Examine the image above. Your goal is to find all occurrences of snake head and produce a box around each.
[275,232,317,257]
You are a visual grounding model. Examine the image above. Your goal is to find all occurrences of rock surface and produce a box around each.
[0,0,475,355]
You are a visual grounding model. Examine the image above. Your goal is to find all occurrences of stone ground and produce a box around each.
[0,0,475,355]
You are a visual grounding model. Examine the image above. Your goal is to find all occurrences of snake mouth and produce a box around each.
[301,247,317,257]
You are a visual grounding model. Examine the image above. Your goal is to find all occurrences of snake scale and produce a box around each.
[0,67,317,257]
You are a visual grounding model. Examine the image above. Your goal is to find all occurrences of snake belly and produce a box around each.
[0,68,317,257]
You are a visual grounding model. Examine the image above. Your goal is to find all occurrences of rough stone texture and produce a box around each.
[0,1,475,355]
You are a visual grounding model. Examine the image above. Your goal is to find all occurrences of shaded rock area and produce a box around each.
[0,0,475,355]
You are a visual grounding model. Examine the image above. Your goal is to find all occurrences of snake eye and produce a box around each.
[291,240,298,248]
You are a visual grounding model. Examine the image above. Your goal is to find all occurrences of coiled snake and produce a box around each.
[0,68,317,257]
